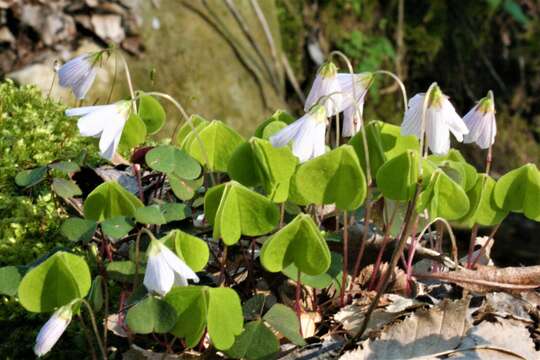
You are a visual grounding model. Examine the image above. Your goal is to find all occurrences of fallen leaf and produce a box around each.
[300,311,321,338]
[335,294,424,336]
[454,317,538,359]
[341,298,471,359]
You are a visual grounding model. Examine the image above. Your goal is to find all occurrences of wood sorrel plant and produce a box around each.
[1,49,539,360]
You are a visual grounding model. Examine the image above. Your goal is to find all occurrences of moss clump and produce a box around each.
[0,80,98,266]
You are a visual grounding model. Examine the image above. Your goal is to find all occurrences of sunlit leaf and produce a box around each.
[84,181,143,221]
[126,296,177,334]
[18,252,91,312]
[260,213,331,276]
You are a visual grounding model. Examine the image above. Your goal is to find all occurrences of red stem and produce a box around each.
[368,205,400,290]
[466,224,479,269]
[340,210,349,306]
[295,269,303,336]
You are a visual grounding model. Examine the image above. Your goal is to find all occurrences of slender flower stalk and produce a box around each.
[34,305,73,357]
[270,104,327,163]
[401,85,469,155]
[304,61,344,115]
[66,101,131,160]
[143,238,199,296]
[58,52,102,100]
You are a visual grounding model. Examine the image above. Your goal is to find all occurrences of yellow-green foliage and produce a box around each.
[0,80,98,265]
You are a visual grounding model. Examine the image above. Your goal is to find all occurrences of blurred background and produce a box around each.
[0,0,539,357]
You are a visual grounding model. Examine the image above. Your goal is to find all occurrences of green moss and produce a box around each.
[0,80,99,266]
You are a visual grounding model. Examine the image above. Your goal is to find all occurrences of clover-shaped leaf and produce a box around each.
[229,138,298,203]
[119,113,147,153]
[348,120,388,179]
[145,144,201,180]
[290,145,366,210]
[138,93,166,134]
[225,320,279,360]
[416,169,470,220]
[18,252,91,312]
[126,296,177,334]
[459,174,508,227]
[376,150,419,201]
[254,109,295,138]
[260,213,331,276]
[494,163,540,221]
[165,286,243,350]
[162,230,209,272]
[83,181,144,221]
[184,120,244,173]
[165,286,208,348]
[204,181,279,245]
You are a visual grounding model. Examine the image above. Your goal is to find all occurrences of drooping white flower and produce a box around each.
[463,92,496,149]
[34,305,72,357]
[143,239,199,296]
[304,61,344,115]
[66,101,131,160]
[401,86,469,155]
[58,53,99,100]
[337,73,373,137]
[270,104,327,163]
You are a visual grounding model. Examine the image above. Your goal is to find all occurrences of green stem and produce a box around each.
[119,53,137,113]
[81,299,107,360]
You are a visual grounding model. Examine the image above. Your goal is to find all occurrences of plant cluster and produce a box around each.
[0,47,539,360]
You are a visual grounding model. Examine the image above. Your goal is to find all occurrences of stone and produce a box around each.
[91,14,125,43]
[125,0,287,137]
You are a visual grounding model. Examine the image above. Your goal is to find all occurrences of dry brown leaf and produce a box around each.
[334,294,424,336]
[415,265,540,294]
[480,292,533,323]
[300,311,321,338]
[106,313,128,338]
[341,298,471,359]
[452,317,539,359]
[356,263,411,296]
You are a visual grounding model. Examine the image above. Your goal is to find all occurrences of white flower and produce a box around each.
[58,53,98,100]
[463,92,496,149]
[143,239,199,296]
[66,101,131,160]
[336,73,373,137]
[401,86,469,155]
[270,104,327,163]
[34,305,72,357]
[304,61,344,115]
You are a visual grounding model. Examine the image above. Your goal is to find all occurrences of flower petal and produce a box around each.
[58,55,92,87]
[143,253,175,295]
[270,115,307,147]
[401,94,425,138]
[34,310,71,357]
[72,67,97,100]
[159,243,199,284]
[98,113,127,160]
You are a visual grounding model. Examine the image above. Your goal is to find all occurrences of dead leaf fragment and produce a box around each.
[453,317,539,359]
[341,298,471,359]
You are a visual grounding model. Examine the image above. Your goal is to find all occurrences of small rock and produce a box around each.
[91,14,125,43]
[0,26,15,45]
